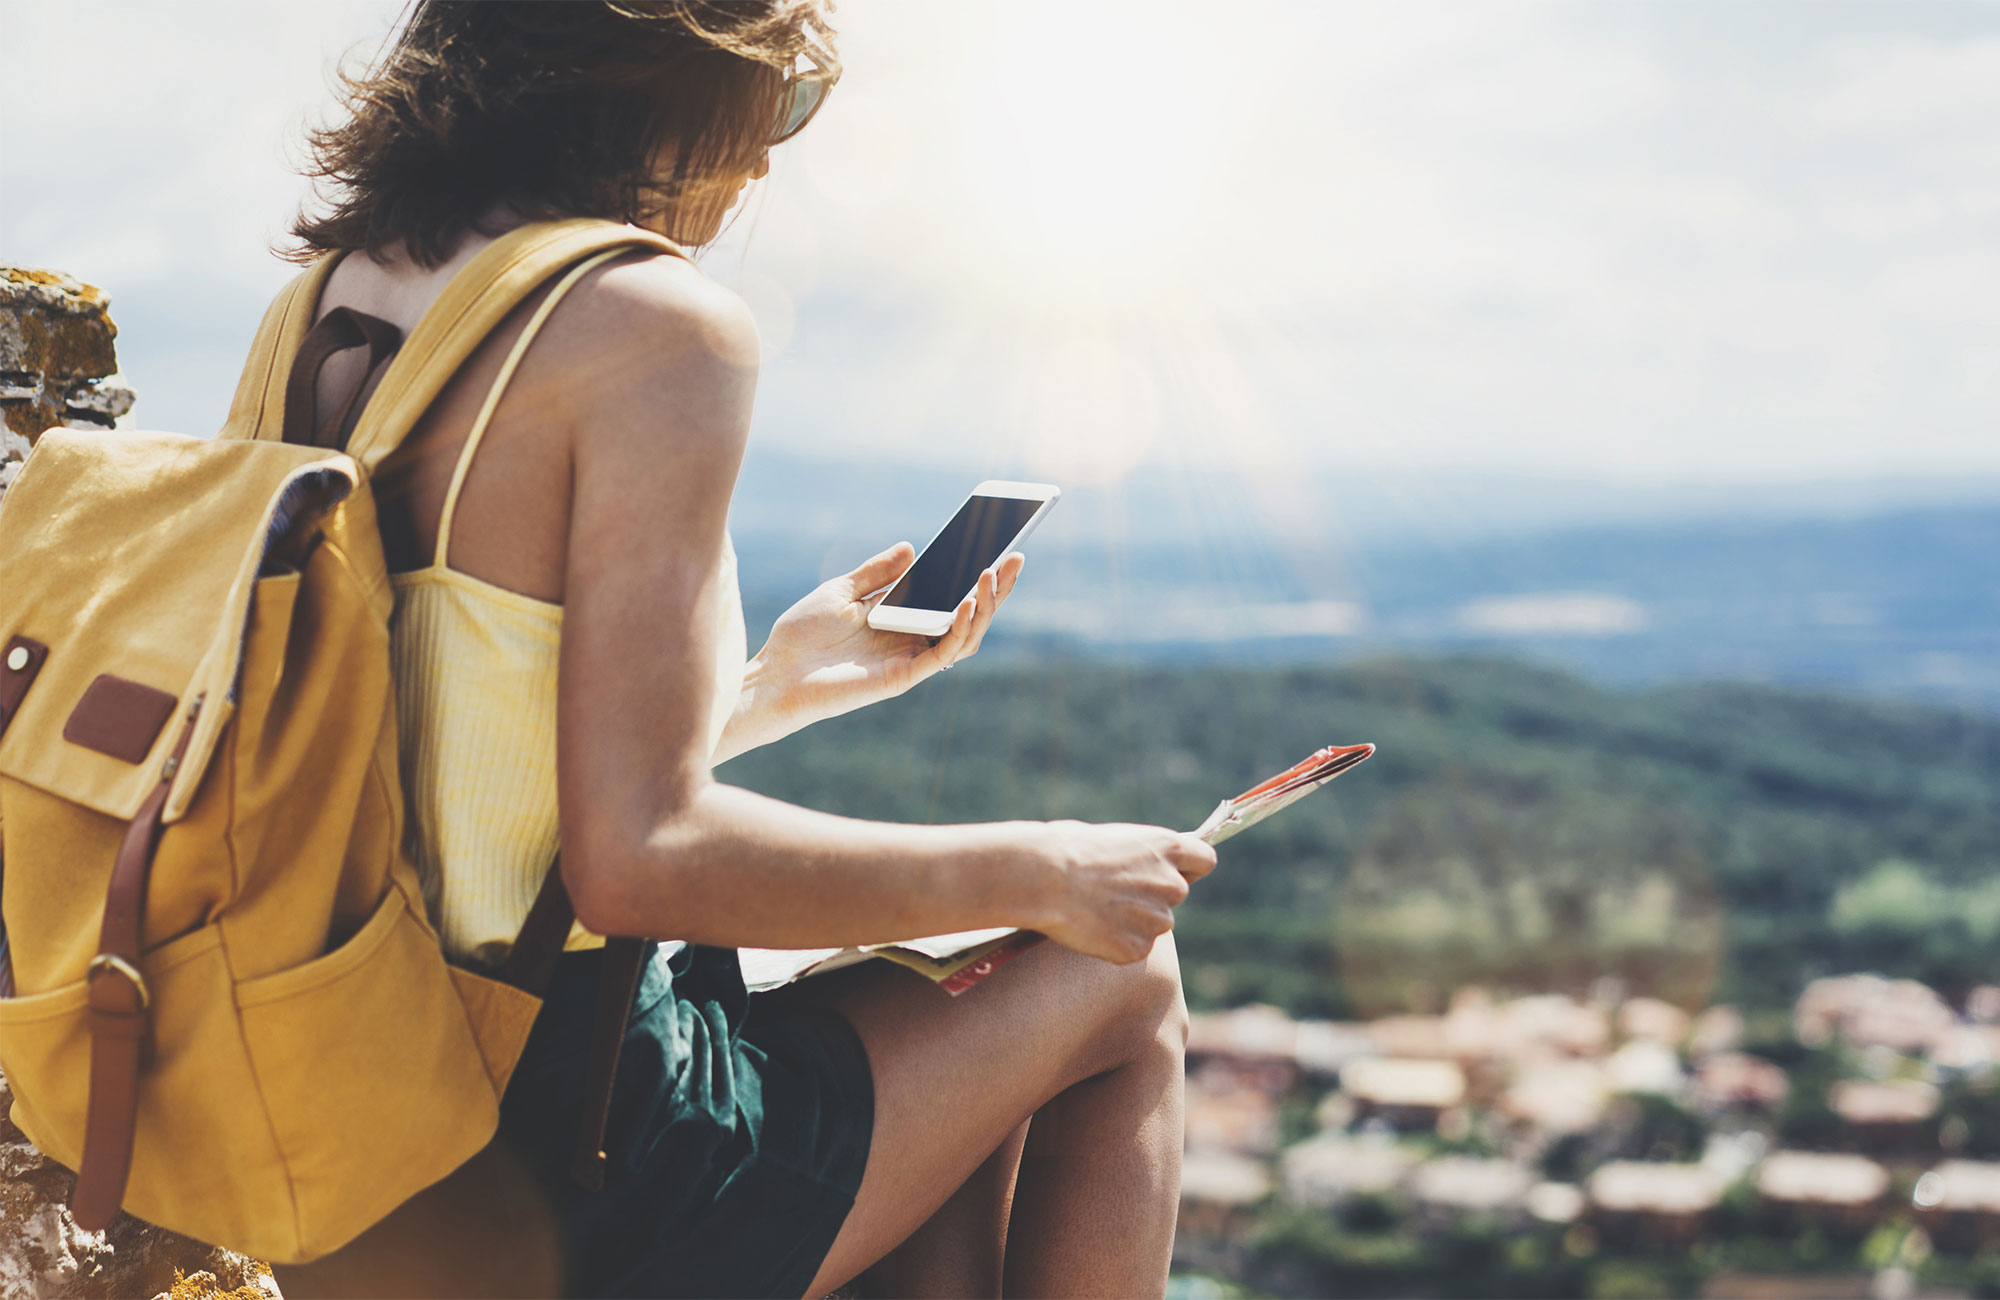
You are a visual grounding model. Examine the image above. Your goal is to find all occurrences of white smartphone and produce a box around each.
[866,480,1061,637]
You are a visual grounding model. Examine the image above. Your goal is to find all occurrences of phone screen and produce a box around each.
[878,495,1044,613]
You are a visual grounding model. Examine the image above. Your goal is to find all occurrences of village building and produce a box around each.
[1913,1159,2000,1253]
[1176,1149,1273,1276]
[1929,1024,2000,1081]
[1498,1058,1609,1136]
[1688,1004,1745,1058]
[1587,1161,1723,1247]
[1281,1134,1421,1210]
[1367,1013,1456,1062]
[1186,1004,1374,1086]
[1407,1156,1535,1231]
[1755,1151,1891,1235]
[1184,1073,1283,1157]
[1527,1180,1586,1225]
[1430,987,1510,1066]
[1605,1039,1685,1095]
[1314,1090,1356,1131]
[1701,1129,1770,1185]
[1966,986,2000,1026]
[1494,994,1612,1060]
[1693,1052,1790,1113]
[1795,975,1955,1056]
[1828,1079,1940,1155]
[1341,1057,1467,1133]
[1188,1004,1299,1063]
[1292,1020,1377,1080]
[1186,1005,1305,1099]
[1619,997,1692,1046]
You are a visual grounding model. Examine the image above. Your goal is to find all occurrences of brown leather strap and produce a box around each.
[494,864,645,1192]
[571,937,647,1191]
[71,697,201,1230]
[495,863,577,996]
[281,308,402,451]
[0,862,12,1001]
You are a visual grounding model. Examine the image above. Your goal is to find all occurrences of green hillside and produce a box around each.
[719,655,2000,1017]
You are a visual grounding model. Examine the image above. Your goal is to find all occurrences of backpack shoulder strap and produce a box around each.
[222,256,342,440]
[429,244,630,569]
[231,219,689,471]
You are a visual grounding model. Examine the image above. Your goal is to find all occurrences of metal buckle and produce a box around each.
[87,954,150,1012]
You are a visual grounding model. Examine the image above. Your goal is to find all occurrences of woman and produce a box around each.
[284,3,1215,1296]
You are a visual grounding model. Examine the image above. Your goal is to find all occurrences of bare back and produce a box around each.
[311,228,708,604]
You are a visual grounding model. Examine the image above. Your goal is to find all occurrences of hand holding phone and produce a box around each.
[866,481,1060,637]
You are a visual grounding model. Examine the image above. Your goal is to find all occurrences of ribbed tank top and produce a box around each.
[385,247,747,967]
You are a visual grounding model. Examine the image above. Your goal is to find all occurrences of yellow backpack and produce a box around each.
[0,219,680,1263]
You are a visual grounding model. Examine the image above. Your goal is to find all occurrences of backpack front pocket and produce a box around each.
[233,885,501,1261]
[0,920,283,1253]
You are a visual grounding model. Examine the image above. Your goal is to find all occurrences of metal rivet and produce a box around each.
[5,647,27,672]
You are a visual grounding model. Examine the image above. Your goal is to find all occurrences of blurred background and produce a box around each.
[7,1,1999,1295]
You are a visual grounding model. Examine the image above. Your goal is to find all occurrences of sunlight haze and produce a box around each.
[5,0,1996,491]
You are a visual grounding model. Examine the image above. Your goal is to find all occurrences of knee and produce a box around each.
[1148,931,1189,1052]
[1105,931,1187,1066]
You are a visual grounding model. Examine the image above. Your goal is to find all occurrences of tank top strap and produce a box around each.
[433,244,640,570]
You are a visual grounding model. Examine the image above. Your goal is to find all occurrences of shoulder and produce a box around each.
[553,248,761,379]
[532,248,759,484]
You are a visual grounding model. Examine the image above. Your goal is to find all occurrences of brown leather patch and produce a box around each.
[0,635,48,740]
[63,674,179,764]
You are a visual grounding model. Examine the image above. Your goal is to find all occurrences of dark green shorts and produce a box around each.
[498,943,875,1298]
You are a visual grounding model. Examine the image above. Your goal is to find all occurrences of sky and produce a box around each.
[5,0,1998,495]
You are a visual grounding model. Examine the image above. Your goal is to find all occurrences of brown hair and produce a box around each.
[287,0,837,266]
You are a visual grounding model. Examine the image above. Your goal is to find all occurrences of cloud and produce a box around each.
[1458,593,1648,637]
[7,0,1995,491]
[735,0,2000,484]
[1008,597,1368,643]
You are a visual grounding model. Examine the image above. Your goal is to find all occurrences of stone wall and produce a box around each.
[0,270,275,1298]
[0,1071,277,1300]
[0,265,136,494]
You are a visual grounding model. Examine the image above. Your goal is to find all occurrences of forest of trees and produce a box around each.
[720,654,2000,1018]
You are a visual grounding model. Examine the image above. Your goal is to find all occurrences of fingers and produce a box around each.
[924,590,977,670]
[994,551,1025,599]
[1172,833,1219,881]
[849,542,916,601]
[957,569,1000,659]
[958,554,1024,660]
[1111,898,1180,964]
[910,554,1025,677]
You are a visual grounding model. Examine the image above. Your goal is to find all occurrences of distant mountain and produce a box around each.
[728,450,2000,713]
[720,654,2000,1018]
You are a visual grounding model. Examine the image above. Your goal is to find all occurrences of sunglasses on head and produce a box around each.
[771,64,835,144]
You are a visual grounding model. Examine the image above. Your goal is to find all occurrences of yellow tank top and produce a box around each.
[385,247,747,967]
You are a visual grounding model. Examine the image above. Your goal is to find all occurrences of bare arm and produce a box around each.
[708,544,1026,765]
[552,256,1212,961]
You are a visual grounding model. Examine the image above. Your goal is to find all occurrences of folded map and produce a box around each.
[737,742,1376,995]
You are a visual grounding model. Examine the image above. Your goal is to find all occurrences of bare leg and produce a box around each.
[861,1121,1028,1298]
[797,934,1187,1299]
[1005,1014,1185,1297]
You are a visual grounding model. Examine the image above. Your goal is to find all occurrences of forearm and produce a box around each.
[569,780,1059,949]
[709,649,826,765]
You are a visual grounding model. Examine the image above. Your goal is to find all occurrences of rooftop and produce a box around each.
[1755,1151,1890,1206]
[1828,1078,1940,1126]
[1916,1160,2000,1214]
[1409,1156,1535,1212]
[1343,1057,1467,1110]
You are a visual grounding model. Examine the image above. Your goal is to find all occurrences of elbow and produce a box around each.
[560,849,635,939]
[560,780,707,937]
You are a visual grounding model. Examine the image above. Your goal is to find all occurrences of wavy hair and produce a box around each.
[287,0,837,265]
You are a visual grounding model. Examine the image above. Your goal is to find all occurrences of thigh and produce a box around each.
[789,933,1182,1299]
